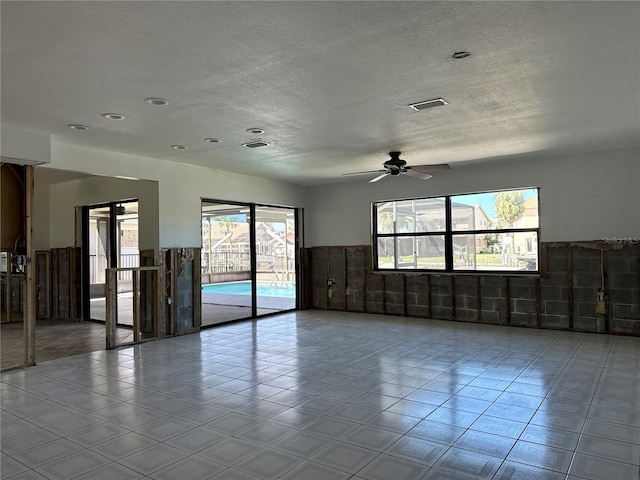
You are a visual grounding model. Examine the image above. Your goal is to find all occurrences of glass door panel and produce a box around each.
[254,206,296,314]
[201,202,253,326]
[86,201,138,325]
[88,206,111,322]
[115,202,139,327]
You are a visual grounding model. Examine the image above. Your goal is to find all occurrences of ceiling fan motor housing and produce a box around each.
[347,150,445,182]
[384,151,407,171]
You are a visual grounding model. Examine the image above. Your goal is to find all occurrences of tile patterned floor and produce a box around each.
[1,320,135,370]
[1,310,639,479]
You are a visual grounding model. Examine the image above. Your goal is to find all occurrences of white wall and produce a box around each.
[34,179,50,251]
[47,142,308,249]
[28,141,640,250]
[47,176,159,254]
[306,147,640,246]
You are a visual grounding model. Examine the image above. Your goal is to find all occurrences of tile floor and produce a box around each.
[1,320,136,370]
[1,310,639,480]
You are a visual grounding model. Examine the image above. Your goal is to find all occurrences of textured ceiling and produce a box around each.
[2,1,639,186]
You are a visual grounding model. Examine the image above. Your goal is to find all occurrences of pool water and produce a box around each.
[202,281,296,298]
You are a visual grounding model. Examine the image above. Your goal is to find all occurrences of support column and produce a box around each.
[24,165,36,366]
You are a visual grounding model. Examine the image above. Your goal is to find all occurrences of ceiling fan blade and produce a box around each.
[411,163,451,171]
[369,172,390,183]
[405,169,432,180]
[342,169,386,176]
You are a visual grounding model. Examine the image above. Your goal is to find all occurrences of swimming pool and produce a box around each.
[202,281,296,298]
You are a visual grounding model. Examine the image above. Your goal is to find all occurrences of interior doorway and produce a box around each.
[201,201,298,326]
[82,200,139,325]
[1,163,29,369]
[1,250,25,369]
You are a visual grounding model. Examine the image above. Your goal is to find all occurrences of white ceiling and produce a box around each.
[2,1,638,186]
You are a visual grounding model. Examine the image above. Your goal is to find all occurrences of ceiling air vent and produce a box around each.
[408,98,449,111]
[242,141,271,148]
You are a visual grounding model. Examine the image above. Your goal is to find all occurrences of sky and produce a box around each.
[455,188,538,220]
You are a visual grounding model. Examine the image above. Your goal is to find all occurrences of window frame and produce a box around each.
[372,188,540,274]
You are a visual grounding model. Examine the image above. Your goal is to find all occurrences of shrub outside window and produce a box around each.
[373,188,539,273]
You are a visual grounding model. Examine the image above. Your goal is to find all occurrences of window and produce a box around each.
[373,188,539,273]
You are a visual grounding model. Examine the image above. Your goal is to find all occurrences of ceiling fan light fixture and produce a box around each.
[408,98,448,111]
[347,151,449,183]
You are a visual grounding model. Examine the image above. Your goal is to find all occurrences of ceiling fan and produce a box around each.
[344,151,450,183]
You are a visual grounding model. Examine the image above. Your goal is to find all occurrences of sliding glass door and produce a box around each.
[201,201,297,326]
[254,206,296,313]
[83,201,139,323]
[201,203,253,325]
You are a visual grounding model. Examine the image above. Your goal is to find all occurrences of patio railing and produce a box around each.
[90,253,139,282]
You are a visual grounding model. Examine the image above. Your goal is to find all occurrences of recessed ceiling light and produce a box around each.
[171,145,188,150]
[242,141,270,148]
[145,97,169,106]
[246,127,265,134]
[67,124,89,130]
[408,98,449,111]
[452,51,471,59]
[204,138,221,143]
[102,113,126,120]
